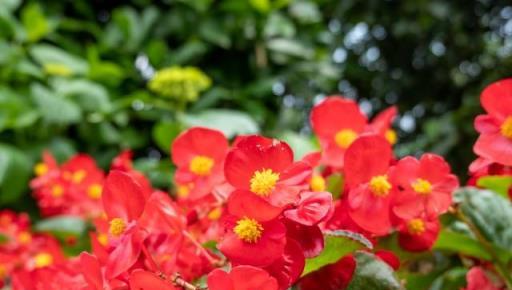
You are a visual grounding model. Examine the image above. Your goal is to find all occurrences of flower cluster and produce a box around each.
[148,66,212,102]
[5,80,512,289]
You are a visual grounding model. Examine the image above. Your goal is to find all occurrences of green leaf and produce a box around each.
[278,131,316,160]
[50,79,111,113]
[346,252,403,290]
[326,173,344,199]
[433,230,491,260]
[152,121,182,154]
[455,187,512,262]
[0,144,31,205]
[30,44,88,75]
[267,38,314,59]
[35,216,86,235]
[21,3,50,42]
[179,109,259,138]
[477,175,512,198]
[302,230,372,277]
[31,84,82,124]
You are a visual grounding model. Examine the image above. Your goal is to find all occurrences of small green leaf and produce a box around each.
[346,252,403,290]
[327,173,344,199]
[21,3,50,42]
[302,230,372,277]
[179,109,259,138]
[152,121,182,153]
[433,230,491,260]
[477,175,512,198]
[0,144,31,205]
[31,84,82,124]
[30,44,88,75]
[35,216,86,235]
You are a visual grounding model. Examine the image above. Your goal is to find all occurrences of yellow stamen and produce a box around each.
[97,233,108,246]
[17,231,32,245]
[334,129,358,149]
[0,264,6,279]
[411,178,432,195]
[34,252,53,268]
[310,175,326,192]
[369,175,392,197]
[72,170,86,183]
[250,169,280,197]
[208,207,222,220]
[177,184,192,198]
[109,218,126,237]
[501,117,512,139]
[407,218,426,235]
[51,185,64,198]
[385,129,398,145]
[233,217,263,243]
[87,184,103,200]
[34,163,48,176]
[189,156,214,176]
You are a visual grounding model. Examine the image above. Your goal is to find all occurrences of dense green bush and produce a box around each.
[1,0,512,212]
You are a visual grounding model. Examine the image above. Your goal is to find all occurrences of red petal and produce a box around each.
[474,132,512,166]
[310,97,367,138]
[348,186,392,236]
[207,269,234,290]
[474,115,500,134]
[171,127,228,167]
[481,78,512,119]
[284,221,324,258]
[370,105,397,134]
[298,255,356,290]
[139,191,186,233]
[398,217,440,252]
[129,270,177,290]
[103,171,146,221]
[227,190,282,222]
[105,231,143,279]
[344,135,392,186]
[79,252,103,289]
[284,191,333,226]
[265,239,305,290]
[231,266,279,290]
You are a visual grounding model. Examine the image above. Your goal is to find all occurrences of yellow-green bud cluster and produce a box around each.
[148,66,211,102]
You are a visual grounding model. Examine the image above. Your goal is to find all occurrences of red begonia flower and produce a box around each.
[207,265,279,290]
[225,135,311,208]
[172,127,229,200]
[474,78,512,166]
[397,215,440,252]
[390,154,458,219]
[344,135,394,236]
[464,267,501,290]
[218,190,286,267]
[129,270,177,290]
[265,239,305,290]
[298,255,356,290]
[284,220,324,258]
[310,97,368,168]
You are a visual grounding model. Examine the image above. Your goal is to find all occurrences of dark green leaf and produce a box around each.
[346,252,403,290]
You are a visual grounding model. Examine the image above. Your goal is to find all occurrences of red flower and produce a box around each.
[207,265,279,290]
[284,220,324,258]
[264,239,305,290]
[102,171,148,279]
[218,190,286,267]
[390,154,458,219]
[344,135,394,236]
[369,105,398,145]
[224,135,311,208]
[310,97,368,168]
[464,267,501,290]
[129,270,177,290]
[474,78,512,166]
[172,127,229,200]
[397,215,440,252]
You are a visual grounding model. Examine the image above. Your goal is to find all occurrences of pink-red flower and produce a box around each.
[474,78,512,166]
[224,135,311,208]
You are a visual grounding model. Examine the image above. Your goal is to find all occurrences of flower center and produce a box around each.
[501,117,512,139]
[109,218,126,237]
[72,170,87,183]
[177,183,192,198]
[87,184,103,200]
[233,217,263,243]
[310,175,326,192]
[411,178,432,195]
[207,207,222,220]
[34,163,48,176]
[334,129,358,149]
[189,155,214,176]
[51,185,64,198]
[385,129,398,145]
[17,231,32,245]
[97,233,108,246]
[407,218,426,235]
[369,175,392,197]
[34,252,53,268]
[250,169,280,196]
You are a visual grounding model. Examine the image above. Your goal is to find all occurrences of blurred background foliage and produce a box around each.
[1,0,512,211]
